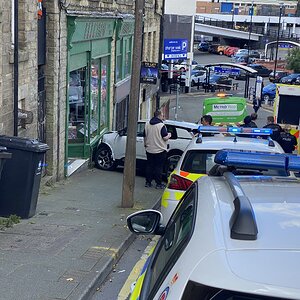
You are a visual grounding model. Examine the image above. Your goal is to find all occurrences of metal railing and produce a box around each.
[195,16,300,42]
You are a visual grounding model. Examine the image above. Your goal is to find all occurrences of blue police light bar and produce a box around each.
[198,126,272,136]
[287,155,300,172]
[214,150,300,172]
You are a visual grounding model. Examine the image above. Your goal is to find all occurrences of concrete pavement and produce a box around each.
[0,168,161,300]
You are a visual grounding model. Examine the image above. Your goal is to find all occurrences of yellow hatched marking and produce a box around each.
[118,237,159,300]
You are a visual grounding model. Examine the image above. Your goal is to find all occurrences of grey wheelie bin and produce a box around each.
[0,147,12,181]
[0,136,49,218]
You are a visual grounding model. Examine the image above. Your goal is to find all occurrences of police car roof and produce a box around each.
[189,135,283,153]
[188,175,300,298]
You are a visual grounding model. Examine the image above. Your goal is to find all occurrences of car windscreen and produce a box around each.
[181,150,289,176]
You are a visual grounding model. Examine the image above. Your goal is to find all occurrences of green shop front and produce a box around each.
[66,17,114,161]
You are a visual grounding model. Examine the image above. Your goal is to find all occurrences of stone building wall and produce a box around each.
[0,0,38,138]
[43,0,162,181]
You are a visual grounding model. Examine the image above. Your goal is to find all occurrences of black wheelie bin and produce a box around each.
[0,136,49,218]
[0,147,12,181]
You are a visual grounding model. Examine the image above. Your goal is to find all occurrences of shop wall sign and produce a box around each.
[140,62,158,85]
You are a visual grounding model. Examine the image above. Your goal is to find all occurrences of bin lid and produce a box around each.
[0,136,50,153]
[0,152,12,159]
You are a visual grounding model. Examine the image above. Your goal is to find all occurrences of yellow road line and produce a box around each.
[118,236,159,300]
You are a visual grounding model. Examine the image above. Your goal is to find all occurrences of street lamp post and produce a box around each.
[231,9,235,29]
[273,3,284,77]
[247,1,254,62]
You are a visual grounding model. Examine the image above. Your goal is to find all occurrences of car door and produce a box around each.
[136,121,146,160]
[139,185,197,300]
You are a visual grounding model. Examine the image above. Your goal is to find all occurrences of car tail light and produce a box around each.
[167,174,193,191]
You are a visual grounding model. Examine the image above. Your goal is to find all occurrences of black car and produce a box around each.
[198,42,210,52]
[248,64,272,77]
[208,44,220,54]
[280,73,300,84]
[269,71,289,83]
[204,74,232,91]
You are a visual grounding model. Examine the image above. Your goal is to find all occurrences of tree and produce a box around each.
[286,47,300,73]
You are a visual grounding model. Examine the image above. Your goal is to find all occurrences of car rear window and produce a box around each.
[181,150,289,176]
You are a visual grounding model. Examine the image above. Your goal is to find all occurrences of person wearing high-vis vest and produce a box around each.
[144,110,171,189]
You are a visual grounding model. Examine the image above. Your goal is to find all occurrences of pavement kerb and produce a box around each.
[71,196,161,300]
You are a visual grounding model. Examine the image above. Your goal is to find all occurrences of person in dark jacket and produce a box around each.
[241,115,258,128]
[263,116,282,142]
[278,125,297,153]
[144,110,171,189]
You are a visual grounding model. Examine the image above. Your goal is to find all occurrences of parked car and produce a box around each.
[93,120,199,176]
[174,60,199,71]
[232,53,251,64]
[262,83,276,102]
[127,150,300,300]
[160,127,285,224]
[249,50,261,59]
[179,69,207,87]
[224,46,239,57]
[208,44,220,54]
[217,45,228,55]
[230,69,247,80]
[280,73,300,84]
[269,71,290,83]
[235,48,249,56]
[248,64,272,77]
[197,41,210,52]
[206,74,232,90]
[295,75,300,85]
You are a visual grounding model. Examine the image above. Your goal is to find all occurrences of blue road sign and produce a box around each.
[214,66,240,75]
[164,39,188,60]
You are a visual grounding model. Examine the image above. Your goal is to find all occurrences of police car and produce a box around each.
[127,150,300,300]
[93,120,198,174]
[160,126,285,225]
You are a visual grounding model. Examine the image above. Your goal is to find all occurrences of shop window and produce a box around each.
[115,96,129,131]
[124,37,132,77]
[100,57,109,130]
[90,60,100,138]
[68,67,86,143]
[116,40,122,82]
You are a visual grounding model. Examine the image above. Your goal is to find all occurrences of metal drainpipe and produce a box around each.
[156,0,165,110]
[13,0,19,136]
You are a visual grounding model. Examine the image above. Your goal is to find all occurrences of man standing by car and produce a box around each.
[263,116,282,142]
[144,110,171,189]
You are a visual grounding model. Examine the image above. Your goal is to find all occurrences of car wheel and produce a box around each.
[164,151,183,178]
[94,145,117,170]
[263,94,270,102]
[219,51,223,55]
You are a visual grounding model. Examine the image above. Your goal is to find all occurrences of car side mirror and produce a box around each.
[127,210,164,235]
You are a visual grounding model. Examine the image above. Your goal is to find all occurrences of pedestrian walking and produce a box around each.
[263,116,282,142]
[144,110,171,189]
[278,125,297,153]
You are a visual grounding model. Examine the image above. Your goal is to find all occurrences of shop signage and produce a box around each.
[163,39,188,60]
[140,62,158,84]
[214,67,240,75]
[70,18,115,43]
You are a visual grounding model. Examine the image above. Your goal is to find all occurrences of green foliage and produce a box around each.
[286,47,300,73]
[0,215,20,229]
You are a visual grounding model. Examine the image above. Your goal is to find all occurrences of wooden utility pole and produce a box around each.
[121,0,144,208]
